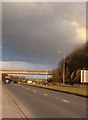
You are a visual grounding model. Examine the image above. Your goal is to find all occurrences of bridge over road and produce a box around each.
[0,70,53,75]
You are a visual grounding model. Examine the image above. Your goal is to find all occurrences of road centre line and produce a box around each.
[21,87,24,88]
[44,94,48,96]
[33,90,36,92]
[61,99,69,103]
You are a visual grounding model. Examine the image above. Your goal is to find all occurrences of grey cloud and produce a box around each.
[2,2,86,65]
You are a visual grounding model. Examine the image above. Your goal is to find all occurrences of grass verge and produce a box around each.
[23,83,88,97]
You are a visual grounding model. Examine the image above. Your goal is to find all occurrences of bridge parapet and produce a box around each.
[0,70,52,75]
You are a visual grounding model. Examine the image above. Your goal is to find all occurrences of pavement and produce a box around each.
[2,83,87,119]
[2,85,23,118]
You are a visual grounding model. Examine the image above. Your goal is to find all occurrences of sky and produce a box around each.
[2,2,86,70]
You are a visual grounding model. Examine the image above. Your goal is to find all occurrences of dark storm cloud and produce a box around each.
[2,2,86,65]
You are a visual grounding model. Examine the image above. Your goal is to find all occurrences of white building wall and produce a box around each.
[81,70,88,83]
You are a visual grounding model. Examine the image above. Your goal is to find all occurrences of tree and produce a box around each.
[74,70,81,84]
[51,42,87,84]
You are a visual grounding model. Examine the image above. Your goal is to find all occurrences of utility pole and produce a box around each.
[58,50,65,84]
[63,52,65,85]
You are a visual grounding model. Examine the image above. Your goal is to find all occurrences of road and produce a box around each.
[3,83,87,118]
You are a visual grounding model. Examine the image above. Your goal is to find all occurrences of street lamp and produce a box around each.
[58,50,65,85]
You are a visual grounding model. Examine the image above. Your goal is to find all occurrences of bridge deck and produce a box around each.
[0,70,52,75]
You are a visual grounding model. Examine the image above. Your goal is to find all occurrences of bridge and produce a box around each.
[0,70,53,75]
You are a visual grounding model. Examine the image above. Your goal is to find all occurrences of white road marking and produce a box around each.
[44,94,48,96]
[61,99,69,103]
[33,90,36,92]
[26,88,29,90]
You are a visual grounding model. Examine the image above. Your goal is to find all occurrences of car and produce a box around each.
[18,81,21,84]
[32,82,36,85]
[4,79,11,84]
[44,81,49,85]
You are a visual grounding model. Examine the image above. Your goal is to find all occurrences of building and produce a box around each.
[81,70,88,83]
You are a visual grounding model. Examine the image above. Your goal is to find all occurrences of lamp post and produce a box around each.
[58,50,65,85]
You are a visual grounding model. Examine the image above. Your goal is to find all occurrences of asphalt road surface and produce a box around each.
[3,83,87,118]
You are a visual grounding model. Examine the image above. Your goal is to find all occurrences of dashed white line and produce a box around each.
[61,99,69,103]
[33,90,36,92]
[44,94,48,96]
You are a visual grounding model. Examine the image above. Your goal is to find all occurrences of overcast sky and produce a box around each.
[2,2,86,70]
